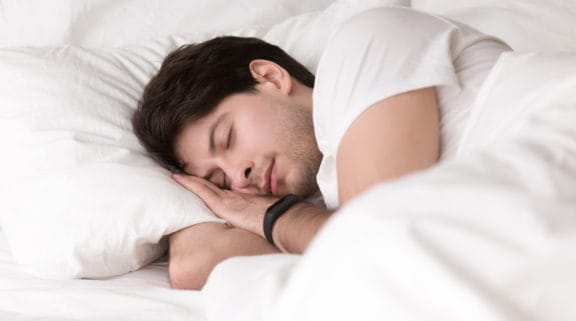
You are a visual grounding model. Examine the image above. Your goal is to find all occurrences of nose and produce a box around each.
[226,159,255,192]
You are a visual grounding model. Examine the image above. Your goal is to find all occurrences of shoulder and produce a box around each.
[318,6,466,72]
[332,6,458,42]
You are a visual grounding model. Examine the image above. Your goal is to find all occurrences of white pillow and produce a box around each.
[0,35,235,279]
[412,0,576,52]
[0,0,336,47]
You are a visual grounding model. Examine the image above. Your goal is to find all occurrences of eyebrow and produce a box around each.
[209,113,227,155]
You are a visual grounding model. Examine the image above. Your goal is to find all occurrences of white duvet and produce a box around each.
[203,52,576,321]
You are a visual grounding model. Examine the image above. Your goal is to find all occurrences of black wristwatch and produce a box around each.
[263,194,303,246]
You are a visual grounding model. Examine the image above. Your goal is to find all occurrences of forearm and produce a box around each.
[171,175,336,255]
[169,222,278,290]
[220,226,280,257]
[272,202,333,254]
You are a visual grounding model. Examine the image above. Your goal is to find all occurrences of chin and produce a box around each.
[289,181,319,198]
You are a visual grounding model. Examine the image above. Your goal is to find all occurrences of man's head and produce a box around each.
[132,36,322,197]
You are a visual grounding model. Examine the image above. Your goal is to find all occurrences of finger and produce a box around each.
[172,174,221,202]
[192,176,226,194]
[172,174,217,192]
[172,175,223,215]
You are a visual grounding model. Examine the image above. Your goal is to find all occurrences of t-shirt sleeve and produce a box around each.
[312,6,464,155]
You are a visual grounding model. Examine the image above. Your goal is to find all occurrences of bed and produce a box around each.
[1,0,576,320]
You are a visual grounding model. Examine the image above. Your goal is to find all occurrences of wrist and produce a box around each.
[273,202,331,254]
[262,194,303,247]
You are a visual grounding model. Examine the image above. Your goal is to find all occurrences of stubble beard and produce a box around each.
[282,104,322,198]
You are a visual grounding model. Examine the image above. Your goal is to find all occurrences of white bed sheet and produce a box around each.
[0,226,208,320]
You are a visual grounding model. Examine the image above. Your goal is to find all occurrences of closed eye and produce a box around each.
[226,126,234,150]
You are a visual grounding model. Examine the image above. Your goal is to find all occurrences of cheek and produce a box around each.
[239,128,279,154]
[237,118,283,152]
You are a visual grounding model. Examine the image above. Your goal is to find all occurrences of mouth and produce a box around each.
[270,159,278,196]
[262,159,276,196]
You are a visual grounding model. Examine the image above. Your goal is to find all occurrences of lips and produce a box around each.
[269,160,277,196]
[262,159,276,195]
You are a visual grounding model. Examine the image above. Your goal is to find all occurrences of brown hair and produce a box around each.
[132,36,315,173]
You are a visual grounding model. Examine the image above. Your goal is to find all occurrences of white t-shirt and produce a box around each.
[313,6,511,209]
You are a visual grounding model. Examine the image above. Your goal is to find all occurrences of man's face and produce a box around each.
[174,86,321,197]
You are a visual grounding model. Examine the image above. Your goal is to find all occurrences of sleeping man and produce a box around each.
[132,6,510,290]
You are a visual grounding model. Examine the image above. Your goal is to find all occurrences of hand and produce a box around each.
[172,174,279,237]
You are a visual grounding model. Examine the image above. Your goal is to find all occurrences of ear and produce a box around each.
[249,59,293,95]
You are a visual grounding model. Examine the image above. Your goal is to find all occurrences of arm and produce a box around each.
[336,87,440,205]
[172,175,333,255]
[168,222,278,290]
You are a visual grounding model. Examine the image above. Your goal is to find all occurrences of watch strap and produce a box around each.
[263,194,303,246]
